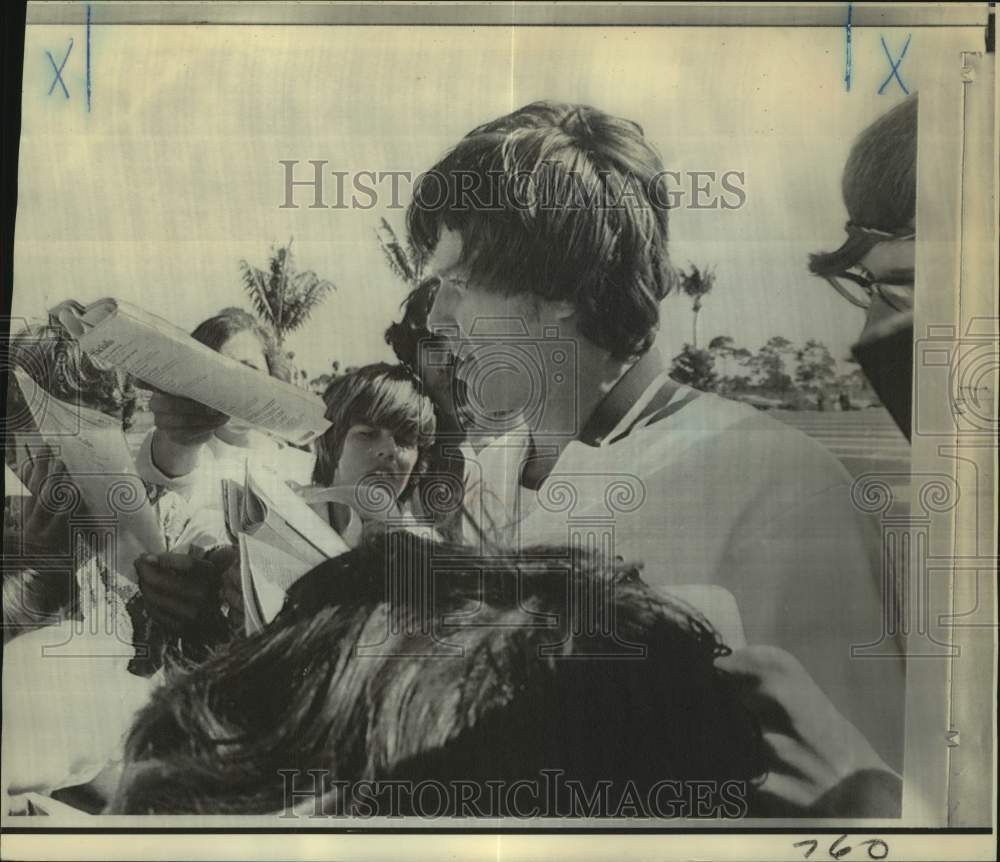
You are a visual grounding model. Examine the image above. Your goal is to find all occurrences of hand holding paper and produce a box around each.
[135,546,238,631]
[13,369,166,582]
[51,298,331,446]
[147,389,231,447]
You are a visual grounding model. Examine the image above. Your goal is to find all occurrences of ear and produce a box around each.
[554,299,576,321]
[540,298,577,323]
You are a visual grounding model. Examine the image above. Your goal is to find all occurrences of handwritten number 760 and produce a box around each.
[793,835,890,859]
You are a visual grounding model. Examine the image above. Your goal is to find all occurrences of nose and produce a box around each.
[371,429,399,464]
[426,281,462,346]
[862,293,900,332]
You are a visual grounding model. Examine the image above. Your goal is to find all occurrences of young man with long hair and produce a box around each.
[409,101,903,770]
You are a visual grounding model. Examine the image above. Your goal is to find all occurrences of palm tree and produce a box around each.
[707,334,735,355]
[375,217,421,287]
[678,264,717,350]
[239,238,336,349]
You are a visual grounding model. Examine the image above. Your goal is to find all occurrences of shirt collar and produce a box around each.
[577,347,669,447]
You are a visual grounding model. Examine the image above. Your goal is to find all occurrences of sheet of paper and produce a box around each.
[248,518,326,569]
[245,464,351,559]
[13,369,165,581]
[2,622,156,799]
[52,298,331,446]
[241,530,315,622]
[238,531,316,633]
[228,464,349,633]
[4,464,31,498]
[297,483,396,522]
[225,474,327,566]
[221,478,244,542]
[237,532,267,635]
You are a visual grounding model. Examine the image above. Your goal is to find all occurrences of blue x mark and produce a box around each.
[878,34,911,95]
[46,38,73,99]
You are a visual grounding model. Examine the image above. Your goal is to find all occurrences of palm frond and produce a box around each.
[388,242,416,283]
[240,240,335,345]
[239,260,276,326]
[376,232,408,282]
[680,263,717,299]
[279,271,336,334]
[375,217,418,285]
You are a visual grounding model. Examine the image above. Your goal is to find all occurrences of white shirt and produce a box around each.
[463,389,904,768]
[136,430,315,526]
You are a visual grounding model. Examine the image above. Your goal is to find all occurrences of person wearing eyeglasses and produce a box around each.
[717,94,920,819]
[808,94,917,438]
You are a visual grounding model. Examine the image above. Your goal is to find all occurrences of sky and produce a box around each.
[14,23,931,379]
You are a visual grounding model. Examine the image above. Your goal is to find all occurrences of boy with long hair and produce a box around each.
[410,100,902,769]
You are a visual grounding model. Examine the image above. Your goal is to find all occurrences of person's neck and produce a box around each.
[519,342,634,491]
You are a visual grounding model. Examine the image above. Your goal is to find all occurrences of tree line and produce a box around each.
[669,264,875,411]
[670,334,875,411]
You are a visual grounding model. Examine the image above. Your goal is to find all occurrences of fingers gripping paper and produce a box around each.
[12,368,166,583]
[51,298,331,445]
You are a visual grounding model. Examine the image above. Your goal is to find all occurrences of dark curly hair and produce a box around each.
[111,532,766,815]
[383,278,440,372]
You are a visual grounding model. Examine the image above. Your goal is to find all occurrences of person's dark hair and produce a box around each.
[110,532,766,815]
[384,283,469,535]
[5,321,136,436]
[190,308,285,380]
[407,101,675,362]
[809,94,918,277]
[383,277,440,371]
[312,364,436,501]
[384,276,469,422]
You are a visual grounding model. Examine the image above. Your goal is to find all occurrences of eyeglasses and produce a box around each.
[822,268,914,313]
[820,230,915,312]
